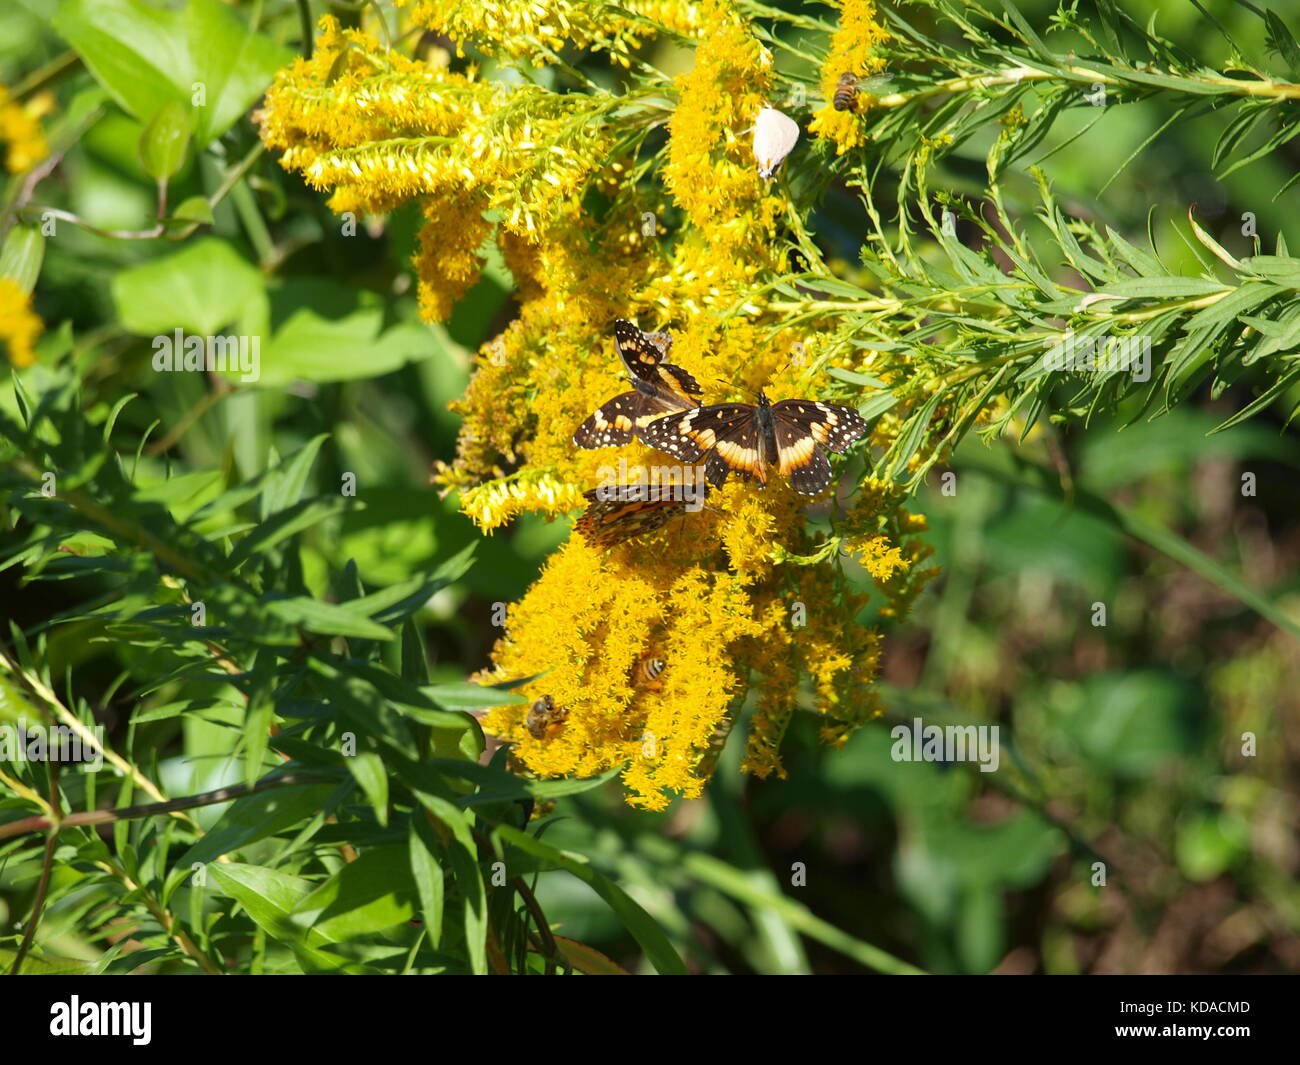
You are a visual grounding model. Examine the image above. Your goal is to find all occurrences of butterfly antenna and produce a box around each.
[703,376,764,402]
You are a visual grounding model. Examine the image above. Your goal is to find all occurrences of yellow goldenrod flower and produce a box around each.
[258,6,936,809]
[0,279,42,368]
[808,0,890,153]
[396,0,706,65]
[0,85,52,174]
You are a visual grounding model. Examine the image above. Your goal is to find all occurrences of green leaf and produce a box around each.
[262,309,439,387]
[422,681,526,713]
[858,390,899,420]
[244,683,274,788]
[177,782,336,866]
[228,497,352,569]
[1240,255,1300,287]
[827,366,889,388]
[1175,812,1248,881]
[184,0,292,145]
[0,949,94,976]
[260,434,329,520]
[171,195,215,226]
[887,391,943,481]
[345,750,390,826]
[495,825,689,976]
[290,845,418,940]
[138,98,191,181]
[1265,10,1300,78]
[207,861,344,969]
[411,793,487,974]
[408,817,445,948]
[111,238,266,337]
[1060,671,1206,777]
[0,225,46,294]
[264,596,395,641]
[1101,276,1230,300]
[51,0,189,125]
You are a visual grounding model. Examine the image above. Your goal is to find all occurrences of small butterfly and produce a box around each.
[641,391,867,495]
[573,320,702,449]
[752,106,800,180]
[574,483,691,547]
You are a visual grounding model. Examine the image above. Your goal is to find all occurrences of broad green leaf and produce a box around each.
[184,0,291,145]
[207,861,343,969]
[0,225,45,293]
[51,0,189,124]
[290,845,418,940]
[1060,671,1206,777]
[262,309,438,386]
[111,238,266,338]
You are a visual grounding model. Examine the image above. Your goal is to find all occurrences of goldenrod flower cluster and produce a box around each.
[0,279,42,368]
[259,2,930,808]
[0,84,51,174]
[808,0,890,153]
[396,0,706,65]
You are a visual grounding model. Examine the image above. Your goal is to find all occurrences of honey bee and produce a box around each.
[833,73,859,112]
[632,651,667,691]
[525,694,569,740]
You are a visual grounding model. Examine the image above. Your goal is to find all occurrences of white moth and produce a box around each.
[752,106,800,180]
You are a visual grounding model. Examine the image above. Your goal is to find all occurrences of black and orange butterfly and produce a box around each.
[573,320,702,449]
[641,391,868,495]
[574,482,695,547]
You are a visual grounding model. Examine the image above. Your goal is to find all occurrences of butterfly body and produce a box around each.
[643,391,867,495]
[574,320,701,449]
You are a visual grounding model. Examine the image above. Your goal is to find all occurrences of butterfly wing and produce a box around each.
[573,322,700,448]
[770,400,868,495]
[576,484,685,547]
[614,319,702,402]
[706,411,767,488]
[753,106,800,179]
[573,391,646,448]
[641,403,755,467]
[612,320,665,381]
[658,362,703,400]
